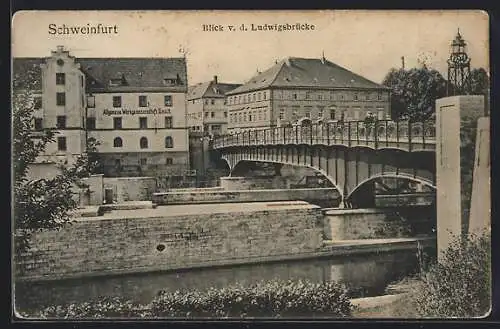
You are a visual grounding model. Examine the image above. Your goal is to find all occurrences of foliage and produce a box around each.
[12,73,100,255]
[382,67,448,121]
[469,68,490,96]
[407,232,491,318]
[32,280,354,319]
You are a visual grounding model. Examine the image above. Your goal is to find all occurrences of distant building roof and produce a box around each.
[227,57,388,95]
[187,78,241,100]
[12,57,188,93]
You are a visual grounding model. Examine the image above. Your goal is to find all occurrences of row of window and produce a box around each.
[33,116,174,130]
[114,136,174,149]
[55,136,175,152]
[227,91,268,105]
[187,111,228,120]
[229,109,268,124]
[273,91,384,102]
[112,95,173,108]
[34,93,174,109]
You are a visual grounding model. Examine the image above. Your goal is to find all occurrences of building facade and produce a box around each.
[225,56,391,133]
[13,46,190,179]
[187,76,241,136]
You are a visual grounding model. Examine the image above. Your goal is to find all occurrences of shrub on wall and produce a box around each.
[31,279,353,319]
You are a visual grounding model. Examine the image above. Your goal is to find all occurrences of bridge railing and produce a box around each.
[214,119,436,150]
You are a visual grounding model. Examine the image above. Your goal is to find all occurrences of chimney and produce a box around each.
[213,75,218,84]
[56,45,65,52]
[321,51,326,64]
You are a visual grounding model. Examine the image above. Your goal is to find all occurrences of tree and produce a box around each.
[382,67,448,121]
[469,67,489,96]
[12,71,99,255]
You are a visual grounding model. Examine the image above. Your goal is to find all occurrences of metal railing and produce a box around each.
[213,119,436,150]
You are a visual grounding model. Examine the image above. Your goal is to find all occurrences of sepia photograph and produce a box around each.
[11,10,490,319]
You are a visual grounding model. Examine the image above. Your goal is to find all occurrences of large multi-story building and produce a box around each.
[13,46,190,179]
[187,76,241,136]
[225,56,391,133]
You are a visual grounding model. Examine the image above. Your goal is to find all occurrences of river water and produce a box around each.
[15,249,425,313]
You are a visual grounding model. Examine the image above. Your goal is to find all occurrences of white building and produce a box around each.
[13,46,190,179]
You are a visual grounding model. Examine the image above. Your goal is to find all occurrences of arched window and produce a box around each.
[140,137,148,149]
[165,136,173,148]
[113,137,123,147]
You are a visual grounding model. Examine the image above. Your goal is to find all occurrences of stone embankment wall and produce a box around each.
[15,203,324,281]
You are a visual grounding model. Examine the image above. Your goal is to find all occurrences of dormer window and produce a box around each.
[109,74,127,87]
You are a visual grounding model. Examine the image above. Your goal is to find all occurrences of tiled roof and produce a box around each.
[227,57,388,95]
[187,81,241,100]
[12,57,188,93]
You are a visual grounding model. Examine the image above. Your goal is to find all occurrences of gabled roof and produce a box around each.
[187,80,241,100]
[12,57,188,93]
[227,57,388,95]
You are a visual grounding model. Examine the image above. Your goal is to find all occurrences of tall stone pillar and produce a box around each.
[435,95,484,261]
[468,116,490,235]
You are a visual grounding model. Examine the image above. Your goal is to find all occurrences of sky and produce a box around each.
[12,10,489,85]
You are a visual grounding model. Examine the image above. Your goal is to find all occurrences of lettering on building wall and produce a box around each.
[103,108,172,116]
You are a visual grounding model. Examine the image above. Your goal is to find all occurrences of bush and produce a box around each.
[28,296,149,319]
[150,279,353,318]
[409,231,491,318]
[31,280,353,319]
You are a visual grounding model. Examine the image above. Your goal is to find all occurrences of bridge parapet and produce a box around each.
[214,119,436,151]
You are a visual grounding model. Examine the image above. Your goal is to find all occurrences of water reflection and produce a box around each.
[15,250,422,312]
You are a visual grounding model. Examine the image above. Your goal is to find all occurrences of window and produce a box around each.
[211,112,215,118]
[354,93,358,101]
[86,117,96,130]
[164,95,173,106]
[140,158,147,166]
[87,96,95,108]
[211,99,215,105]
[366,93,370,101]
[57,137,67,151]
[318,111,323,118]
[56,73,65,85]
[318,94,323,100]
[305,92,311,99]
[205,100,209,105]
[139,95,148,107]
[56,92,65,106]
[205,112,209,118]
[113,96,121,108]
[56,115,66,129]
[378,92,382,101]
[113,137,123,147]
[293,93,297,100]
[139,117,147,129]
[34,118,43,131]
[113,117,122,129]
[305,112,311,118]
[34,96,42,109]
[258,93,261,100]
[165,136,173,148]
[330,109,336,120]
[165,116,173,128]
[140,137,148,149]
[224,111,227,118]
[263,92,266,100]
[166,158,173,165]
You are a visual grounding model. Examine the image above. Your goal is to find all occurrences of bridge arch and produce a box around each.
[346,172,436,208]
[228,159,344,198]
